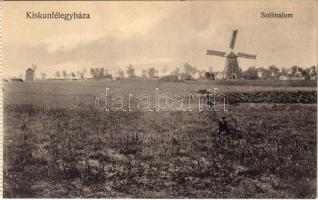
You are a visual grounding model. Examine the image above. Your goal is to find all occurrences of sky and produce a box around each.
[3,1,317,78]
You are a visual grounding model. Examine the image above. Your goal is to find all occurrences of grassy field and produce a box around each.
[4,79,316,108]
[3,79,317,198]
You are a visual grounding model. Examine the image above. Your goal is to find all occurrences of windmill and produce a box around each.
[26,64,37,81]
[207,30,256,79]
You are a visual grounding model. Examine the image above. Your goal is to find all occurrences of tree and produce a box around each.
[308,66,317,80]
[126,65,136,78]
[62,70,67,79]
[118,69,125,78]
[90,68,96,78]
[290,65,303,76]
[184,63,196,77]
[291,65,298,75]
[268,65,280,79]
[243,66,258,79]
[302,69,310,80]
[55,71,61,79]
[281,68,288,76]
[40,72,47,80]
[198,70,206,79]
[302,66,317,80]
[310,66,317,76]
[205,72,214,80]
[290,65,306,77]
[171,67,180,76]
[142,69,147,78]
[95,68,100,75]
[100,68,105,77]
[148,67,158,78]
[162,66,168,75]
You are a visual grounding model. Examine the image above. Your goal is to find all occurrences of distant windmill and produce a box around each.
[207,30,256,79]
[25,63,37,81]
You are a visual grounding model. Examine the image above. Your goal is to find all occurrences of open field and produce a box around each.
[4,79,317,108]
[3,79,317,198]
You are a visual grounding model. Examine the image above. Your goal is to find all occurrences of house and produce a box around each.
[257,69,265,79]
[310,75,317,80]
[256,68,278,79]
[279,75,288,80]
[10,78,23,82]
[309,66,317,80]
[287,68,305,80]
[193,71,200,80]
[215,72,226,80]
[294,69,303,77]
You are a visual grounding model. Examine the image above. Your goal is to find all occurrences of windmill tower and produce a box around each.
[25,64,36,81]
[207,30,256,79]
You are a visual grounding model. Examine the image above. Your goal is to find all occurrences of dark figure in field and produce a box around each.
[218,116,229,135]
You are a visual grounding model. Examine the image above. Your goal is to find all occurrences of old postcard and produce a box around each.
[1,0,317,198]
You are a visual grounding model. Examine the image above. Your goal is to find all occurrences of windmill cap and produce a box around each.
[226,51,237,58]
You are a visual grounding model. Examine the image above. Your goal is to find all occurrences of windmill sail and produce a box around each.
[206,50,226,57]
[229,30,238,49]
[237,52,257,60]
[32,64,37,79]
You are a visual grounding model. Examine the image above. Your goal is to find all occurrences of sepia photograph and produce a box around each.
[2,1,317,198]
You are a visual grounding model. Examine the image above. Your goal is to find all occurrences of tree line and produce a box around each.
[38,64,316,80]
[242,65,317,80]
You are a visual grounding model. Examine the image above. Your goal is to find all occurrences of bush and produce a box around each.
[199,90,317,104]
